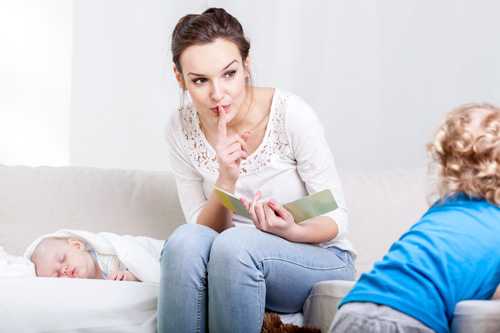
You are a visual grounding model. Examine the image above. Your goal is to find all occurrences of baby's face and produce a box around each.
[33,239,99,279]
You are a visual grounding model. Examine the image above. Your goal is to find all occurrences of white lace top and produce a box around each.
[165,89,354,252]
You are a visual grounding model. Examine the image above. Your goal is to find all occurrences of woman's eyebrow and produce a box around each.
[187,59,238,77]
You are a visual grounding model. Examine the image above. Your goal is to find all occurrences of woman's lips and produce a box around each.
[210,105,230,114]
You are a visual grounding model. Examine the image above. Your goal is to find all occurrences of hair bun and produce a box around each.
[202,7,228,16]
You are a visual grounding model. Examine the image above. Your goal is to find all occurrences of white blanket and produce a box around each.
[0,246,35,277]
[24,229,165,283]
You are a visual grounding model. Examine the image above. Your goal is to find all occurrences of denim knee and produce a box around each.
[207,227,260,275]
[161,223,218,266]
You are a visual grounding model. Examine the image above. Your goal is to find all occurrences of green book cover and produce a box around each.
[283,190,338,223]
[213,187,252,219]
[213,187,337,223]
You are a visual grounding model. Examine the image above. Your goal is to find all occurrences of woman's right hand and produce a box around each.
[214,106,249,186]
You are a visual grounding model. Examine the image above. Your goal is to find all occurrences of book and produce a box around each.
[213,187,338,223]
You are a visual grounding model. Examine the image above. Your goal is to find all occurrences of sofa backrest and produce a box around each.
[0,165,431,275]
[340,168,429,274]
[0,166,184,255]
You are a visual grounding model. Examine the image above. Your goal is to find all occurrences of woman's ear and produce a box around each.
[243,56,252,79]
[67,238,85,251]
[173,65,186,90]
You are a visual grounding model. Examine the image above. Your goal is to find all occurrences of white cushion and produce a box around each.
[452,300,500,333]
[0,277,159,332]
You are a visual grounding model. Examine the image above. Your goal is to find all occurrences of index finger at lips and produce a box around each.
[217,106,228,139]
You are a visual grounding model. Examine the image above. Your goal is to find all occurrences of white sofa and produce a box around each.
[0,165,499,332]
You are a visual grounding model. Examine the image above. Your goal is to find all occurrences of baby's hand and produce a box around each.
[107,270,140,282]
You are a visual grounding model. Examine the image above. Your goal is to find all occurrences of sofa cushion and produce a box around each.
[451,300,500,333]
[303,280,355,333]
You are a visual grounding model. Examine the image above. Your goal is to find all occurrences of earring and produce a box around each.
[178,89,187,111]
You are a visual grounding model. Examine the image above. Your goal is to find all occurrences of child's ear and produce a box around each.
[173,65,186,90]
[67,238,85,251]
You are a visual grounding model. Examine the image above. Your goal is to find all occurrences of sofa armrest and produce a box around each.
[303,280,355,333]
[452,300,500,333]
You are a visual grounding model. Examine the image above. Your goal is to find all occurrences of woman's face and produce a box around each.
[176,38,250,124]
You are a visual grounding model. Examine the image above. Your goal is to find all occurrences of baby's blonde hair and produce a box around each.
[31,237,87,261]
[428,103,500,206]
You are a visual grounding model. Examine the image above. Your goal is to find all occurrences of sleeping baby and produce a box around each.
[30,236,138,281]
[25,229,164,282]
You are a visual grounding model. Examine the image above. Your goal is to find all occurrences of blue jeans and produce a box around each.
[157,223,355,333]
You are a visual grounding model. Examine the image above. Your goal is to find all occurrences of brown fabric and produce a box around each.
[262,312,321,333]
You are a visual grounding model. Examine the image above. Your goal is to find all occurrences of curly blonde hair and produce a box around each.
[428,103,500,206]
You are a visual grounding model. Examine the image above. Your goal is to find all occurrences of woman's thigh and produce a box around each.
[209,227,355,313]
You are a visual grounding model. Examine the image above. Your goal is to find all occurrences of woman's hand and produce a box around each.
[214,106,249,187]
[241,192,298,239]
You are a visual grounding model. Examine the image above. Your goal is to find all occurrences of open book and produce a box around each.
[213,187,337,223]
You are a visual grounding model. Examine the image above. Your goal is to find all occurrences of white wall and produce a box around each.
[0,0,73,166]
[219,0,500,172]
[70,0,208,171]
[70,0,500,173]
[3,1,500,173]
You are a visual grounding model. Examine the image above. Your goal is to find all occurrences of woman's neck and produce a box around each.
[228,87,255,132]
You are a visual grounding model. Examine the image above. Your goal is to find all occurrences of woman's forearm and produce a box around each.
[284,216,339,244]
[196,177,235,233]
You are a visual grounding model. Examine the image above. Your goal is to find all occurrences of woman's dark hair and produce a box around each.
[171,8,251,73]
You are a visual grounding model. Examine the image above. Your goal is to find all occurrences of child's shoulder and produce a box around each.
[424,193,500,226]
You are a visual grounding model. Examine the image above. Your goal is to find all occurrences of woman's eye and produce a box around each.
[224,70,237,79]
[192,78,207,85]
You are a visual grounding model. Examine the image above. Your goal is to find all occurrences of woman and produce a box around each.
[159,8,355,333]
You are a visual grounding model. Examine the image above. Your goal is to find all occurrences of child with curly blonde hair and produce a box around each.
[330,103,500,333]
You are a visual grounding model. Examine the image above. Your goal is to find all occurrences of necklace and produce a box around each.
[231,90,273,137]
[237,110,270,136]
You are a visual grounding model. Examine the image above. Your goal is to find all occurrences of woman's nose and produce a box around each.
[210,82,224,102]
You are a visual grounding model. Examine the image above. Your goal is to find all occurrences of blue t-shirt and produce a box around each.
[340,194,500,333]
